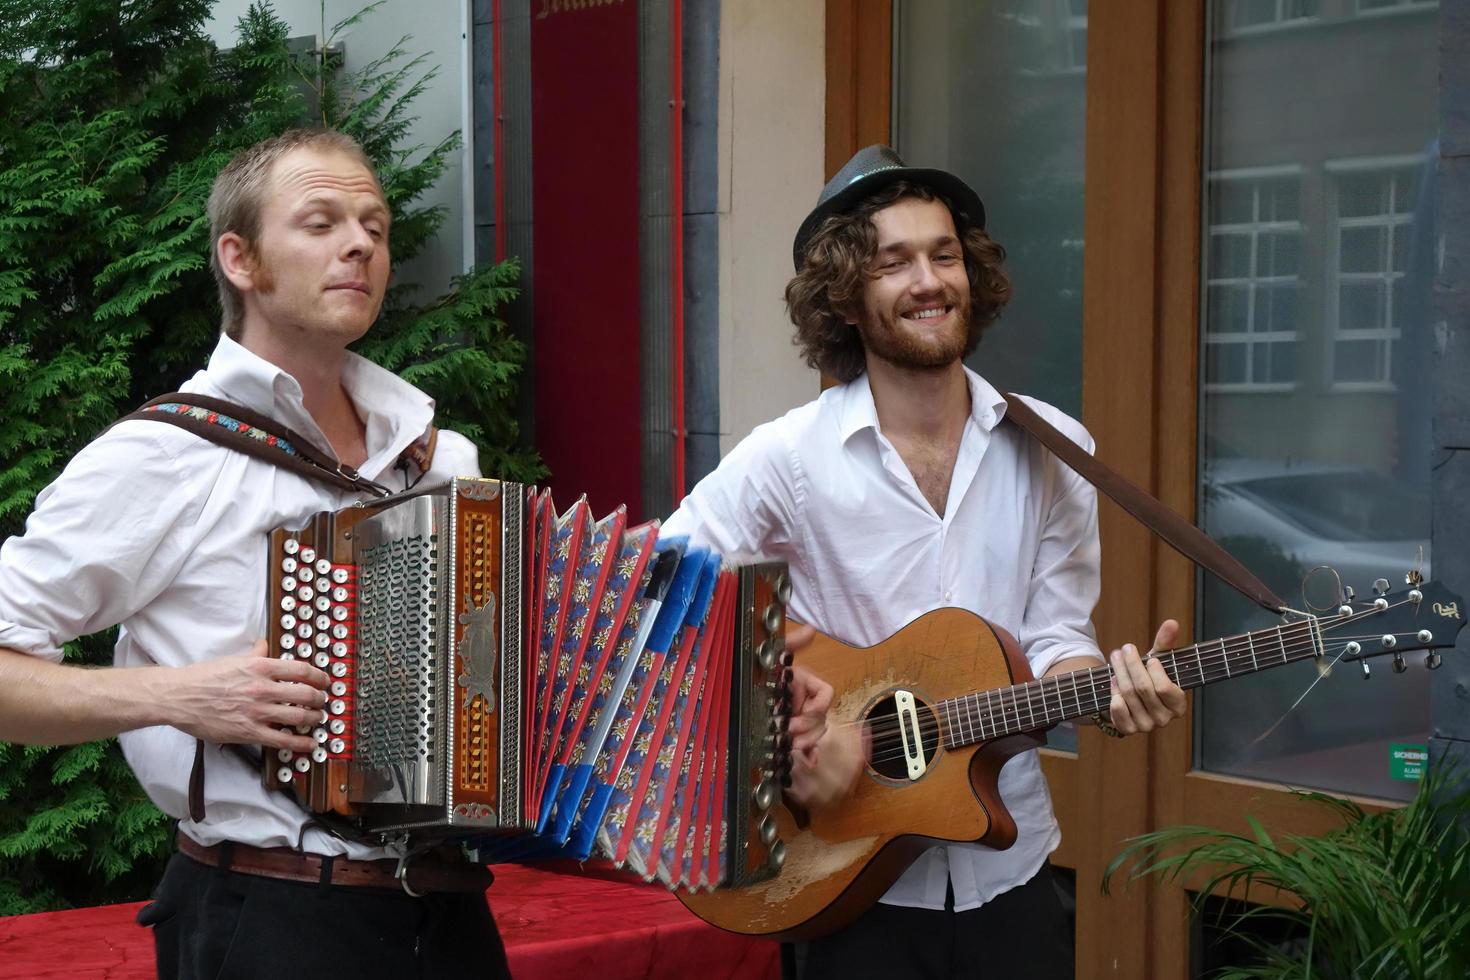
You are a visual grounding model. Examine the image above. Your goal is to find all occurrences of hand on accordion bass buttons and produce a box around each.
[168,638,330,755]
[783,626,866,811]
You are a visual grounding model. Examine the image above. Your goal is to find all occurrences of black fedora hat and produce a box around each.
[791,144,986,270]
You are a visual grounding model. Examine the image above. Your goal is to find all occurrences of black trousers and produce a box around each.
[138,851,512,980]
[791,864,1075,980]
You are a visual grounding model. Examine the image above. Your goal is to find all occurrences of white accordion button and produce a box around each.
[299,547,316,564]
[280,595,297,612]
[280,614,297,631]
[315,614,331,632]
[311,746,328,764]
[329,719,346,735]
[315,577,330,593]
[328,738,346,755]
[280,556,298,574]
[276,766,294,783]
[314,633,330,649]
[332,587,349,603]
[296,623,312,639]
[315,558,332,575]
[314,727,328,743]
[332,606,349,622]
[293,756,312,773]
[329,698,347,715]
[331,567,349,585]
[277,748,293,762]
[283,538,300,555]
[297,585,314,602]
[280,576,295,592]
[330,681,347,697]
[280,635,296,651]
[314,652,331,668]
[332,624,349,640]
[314,595,331,613]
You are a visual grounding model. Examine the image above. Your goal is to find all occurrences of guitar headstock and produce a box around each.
[1317,580,1465,675]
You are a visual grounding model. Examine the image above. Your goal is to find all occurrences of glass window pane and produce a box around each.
[1197,4,1436,801]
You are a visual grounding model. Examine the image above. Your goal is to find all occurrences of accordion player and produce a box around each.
[262,476,794,893]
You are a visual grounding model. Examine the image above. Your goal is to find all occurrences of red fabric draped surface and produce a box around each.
[0,861,779,979]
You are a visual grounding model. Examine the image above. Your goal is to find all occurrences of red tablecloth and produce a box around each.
[0,862,780,979]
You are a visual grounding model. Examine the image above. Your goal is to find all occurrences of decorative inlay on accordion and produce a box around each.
[263,477,794,890]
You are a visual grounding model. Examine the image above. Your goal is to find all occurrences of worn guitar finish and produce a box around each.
[679,581,1465,940]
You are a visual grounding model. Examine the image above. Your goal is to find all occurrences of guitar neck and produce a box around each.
[938,617,1332,748]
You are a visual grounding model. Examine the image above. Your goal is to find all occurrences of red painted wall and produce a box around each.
[530,0,642,521]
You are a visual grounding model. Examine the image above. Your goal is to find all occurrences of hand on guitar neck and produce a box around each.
[1046,619,1189,737]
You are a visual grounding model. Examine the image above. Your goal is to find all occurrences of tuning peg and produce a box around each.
[1361,661,1372,679]
[1344,585,1356,602]
[1373,578,1391,597]
[1407,568,1424,586]
[1392,653,1406,674]
[1427,652,1443,670]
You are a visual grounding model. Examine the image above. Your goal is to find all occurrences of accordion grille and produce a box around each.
[355,532,441,770]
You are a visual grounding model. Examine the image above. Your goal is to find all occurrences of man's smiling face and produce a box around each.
[853,195,973,373]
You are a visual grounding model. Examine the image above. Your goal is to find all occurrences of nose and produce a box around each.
[342,221,377,262]
[908,256,942,294]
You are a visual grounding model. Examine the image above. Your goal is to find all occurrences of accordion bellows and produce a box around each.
[264,477,793,891]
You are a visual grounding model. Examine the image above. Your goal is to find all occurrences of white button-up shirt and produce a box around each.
[662,367,1103,911]
[0,335,479,858]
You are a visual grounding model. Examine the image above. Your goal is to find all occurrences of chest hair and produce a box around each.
[893,437,960,517]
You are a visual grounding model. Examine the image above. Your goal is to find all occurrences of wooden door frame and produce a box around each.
[824,1,1397,977]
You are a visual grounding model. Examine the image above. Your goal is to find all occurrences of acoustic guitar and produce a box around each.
[678,579,1465,940]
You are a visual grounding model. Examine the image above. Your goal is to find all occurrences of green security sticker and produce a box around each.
[1390,744,1427,781]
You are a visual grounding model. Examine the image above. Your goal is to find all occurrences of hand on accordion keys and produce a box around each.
[783,625,866,811]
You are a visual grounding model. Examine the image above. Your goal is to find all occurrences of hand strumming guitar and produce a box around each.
[782,623,865,810]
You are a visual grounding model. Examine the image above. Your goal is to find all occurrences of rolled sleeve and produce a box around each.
[0,424,206,661]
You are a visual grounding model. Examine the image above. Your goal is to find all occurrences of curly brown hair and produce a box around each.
[785,180,1011,383]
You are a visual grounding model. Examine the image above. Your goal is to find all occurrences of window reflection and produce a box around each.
[1197,0,1436,800]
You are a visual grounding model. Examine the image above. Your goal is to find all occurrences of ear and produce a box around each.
[216,232,259,293]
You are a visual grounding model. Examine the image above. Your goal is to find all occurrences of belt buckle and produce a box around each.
[394,853,426,898]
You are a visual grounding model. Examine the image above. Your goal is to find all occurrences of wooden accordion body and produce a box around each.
[264,477,792,891]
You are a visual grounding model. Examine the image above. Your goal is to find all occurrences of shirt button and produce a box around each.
[943,590,953,602]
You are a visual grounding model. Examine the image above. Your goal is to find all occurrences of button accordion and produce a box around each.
[263,477,794,891]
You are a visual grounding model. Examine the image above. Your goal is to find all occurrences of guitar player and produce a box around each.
[661,146,1188,979]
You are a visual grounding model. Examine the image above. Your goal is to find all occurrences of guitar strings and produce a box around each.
[852,600,1421,766]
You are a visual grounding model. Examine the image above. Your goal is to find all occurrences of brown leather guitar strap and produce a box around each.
[116,391,437,826]
[1001,393,1288,615]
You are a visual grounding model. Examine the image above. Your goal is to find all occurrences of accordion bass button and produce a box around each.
[768,840,787,870]
[759,814,777,845]
[775,572,792,606]
[754,778,779,811]
[762,604,783,635]
[758,639,778,671]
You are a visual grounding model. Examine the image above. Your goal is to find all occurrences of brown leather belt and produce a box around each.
[177,835,492,895]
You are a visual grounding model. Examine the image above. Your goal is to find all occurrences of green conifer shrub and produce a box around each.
[0,1,537,914]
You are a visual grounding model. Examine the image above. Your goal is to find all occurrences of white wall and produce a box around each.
[716,0,826,453]
[205,0,471,299]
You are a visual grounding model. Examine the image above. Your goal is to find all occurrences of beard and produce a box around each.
[855,287,974,373]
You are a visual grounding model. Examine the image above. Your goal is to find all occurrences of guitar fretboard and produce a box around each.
[936,616,1333,748]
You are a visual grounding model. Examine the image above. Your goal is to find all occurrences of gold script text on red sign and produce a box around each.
[537,0,626,19]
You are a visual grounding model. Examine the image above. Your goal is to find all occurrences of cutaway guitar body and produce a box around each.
[678,607,1040,941]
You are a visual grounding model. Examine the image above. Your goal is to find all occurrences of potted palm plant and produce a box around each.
[1105,766,1470,979]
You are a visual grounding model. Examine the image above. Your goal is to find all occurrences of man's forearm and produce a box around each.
[0,646,171,745]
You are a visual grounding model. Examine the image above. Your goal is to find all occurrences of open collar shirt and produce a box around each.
[0,335,480,858]
[661,366,1104,911]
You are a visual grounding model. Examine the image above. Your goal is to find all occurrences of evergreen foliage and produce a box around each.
[0,0,536,914]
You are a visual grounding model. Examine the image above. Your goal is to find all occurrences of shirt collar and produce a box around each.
[187,334,436,473]
[834,365,1008,443]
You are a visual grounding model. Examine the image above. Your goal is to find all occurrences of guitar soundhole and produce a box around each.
[865,694,941,781]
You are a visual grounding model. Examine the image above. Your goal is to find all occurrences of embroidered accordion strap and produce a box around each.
[114,391,437,825]
[1001,393,1288,615]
